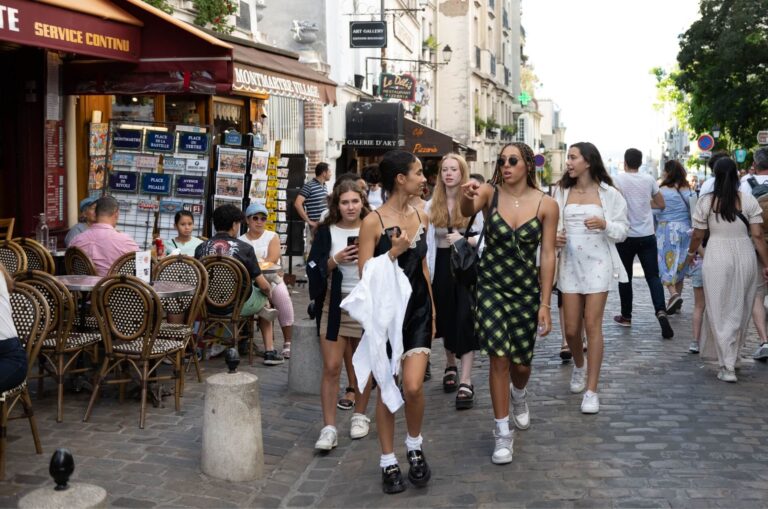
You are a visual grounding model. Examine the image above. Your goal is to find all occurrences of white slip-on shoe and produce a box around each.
[491,430,514,465]
[349,413,370,440]
[314,426,338,450]
[581,392,599,414]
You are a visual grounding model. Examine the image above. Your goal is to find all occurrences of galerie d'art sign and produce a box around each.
[0,0,140,62]
[380,73,415,101]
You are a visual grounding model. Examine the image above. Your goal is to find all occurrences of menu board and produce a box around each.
[44,120,66,229]
[105,120,211,250]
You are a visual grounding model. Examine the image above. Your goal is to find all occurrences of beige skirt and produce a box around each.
[319,289,363,340]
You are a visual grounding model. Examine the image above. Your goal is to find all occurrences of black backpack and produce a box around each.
[747,176,768,198]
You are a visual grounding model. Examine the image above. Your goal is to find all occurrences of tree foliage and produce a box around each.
[650,66,692,134]
[675,0,768,148]
[142,0,173,14]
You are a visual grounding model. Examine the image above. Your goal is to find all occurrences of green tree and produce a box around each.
[675,0,768,148]
[142,0,173,14]
[650,66,692,134]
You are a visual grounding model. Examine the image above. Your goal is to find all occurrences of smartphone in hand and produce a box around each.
[384,226,402,239]
[347,236,359,246]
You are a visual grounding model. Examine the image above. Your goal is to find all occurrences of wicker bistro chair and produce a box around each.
[152,255,208,392]
[0,240,27,274]
[198,255,253,363]
[2,282,49,479]
[108,251,157,278]
[14,271,101,422]
[84,275,184,429]
[0,218,14,241]
[63,246,99,331]
[13,238,54,275]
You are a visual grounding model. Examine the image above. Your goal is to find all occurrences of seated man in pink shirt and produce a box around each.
[70,195,139,276]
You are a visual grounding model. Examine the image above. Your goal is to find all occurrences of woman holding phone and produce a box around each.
[358,150,435,494]
[460,142,558,465]
[308,181,374,451]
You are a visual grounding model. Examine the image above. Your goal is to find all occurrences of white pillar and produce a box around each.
[64,96,78,227]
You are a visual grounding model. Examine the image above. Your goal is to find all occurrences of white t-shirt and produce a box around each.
[699,177,715,195]
[0,274,19,340]
[329,225,360,293]
[367,188,383,210]
[239,230,279,263]
[613,172,659,237]
[739,174,768,195]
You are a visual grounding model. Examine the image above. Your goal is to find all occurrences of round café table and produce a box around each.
[56,275,195,297]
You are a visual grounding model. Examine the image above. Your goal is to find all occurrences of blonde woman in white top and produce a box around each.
[554,142,629,414]
[240,202,294,358]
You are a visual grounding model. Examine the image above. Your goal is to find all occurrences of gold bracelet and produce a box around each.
[540,302,552,309]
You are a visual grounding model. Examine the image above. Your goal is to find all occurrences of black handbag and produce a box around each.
[450,187,498,287]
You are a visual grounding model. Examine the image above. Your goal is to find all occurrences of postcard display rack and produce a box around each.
[213,141,289,255]
[104,120,211,250]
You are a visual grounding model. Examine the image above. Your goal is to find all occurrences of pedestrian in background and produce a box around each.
[461,142,557,463]
[308,180,373,451]
[685,157,768,382]
[64,196,98,247]
[655,160,693,314]
[294,162,331,256]
[554,142,629,414]
[357,150,434,494]
[425,153,483,409]
[612,148,674,339]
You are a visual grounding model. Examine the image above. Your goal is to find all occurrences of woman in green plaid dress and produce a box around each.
[460,143,558,465]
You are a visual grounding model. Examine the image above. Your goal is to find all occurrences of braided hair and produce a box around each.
[490,142,539,190]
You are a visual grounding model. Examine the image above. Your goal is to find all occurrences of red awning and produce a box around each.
[0,0,142,62]
[63,0,233,95]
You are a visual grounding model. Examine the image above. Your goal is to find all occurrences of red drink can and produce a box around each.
[154,237,164,255]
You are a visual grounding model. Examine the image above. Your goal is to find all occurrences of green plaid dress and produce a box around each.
[475,204,542,364]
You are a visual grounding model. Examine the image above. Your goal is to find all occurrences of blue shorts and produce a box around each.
[689,264,703,288]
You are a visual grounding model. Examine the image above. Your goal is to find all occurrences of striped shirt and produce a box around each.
[299,178,328,221]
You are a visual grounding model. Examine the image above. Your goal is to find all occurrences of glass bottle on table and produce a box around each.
[36,213,49,247]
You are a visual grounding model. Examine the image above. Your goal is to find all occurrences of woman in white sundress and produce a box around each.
[554,142,629,415]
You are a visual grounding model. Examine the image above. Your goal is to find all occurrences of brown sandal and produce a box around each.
[337,386,355,410]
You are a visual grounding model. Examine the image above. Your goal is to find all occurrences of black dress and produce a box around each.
[373,210,432,355]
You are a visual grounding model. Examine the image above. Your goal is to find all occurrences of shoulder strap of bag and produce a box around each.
[748,176,759,189]
[466,186,499,247]
[676,188,691,213]
[736,211,751,234]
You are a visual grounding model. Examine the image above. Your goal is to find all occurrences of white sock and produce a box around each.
[321,425,337,434]
[511,386,526,401]
[584,390,597,397]
[573,365,585,373]
[405,434,423,452]
[494,416,510,436]
[380,453,398,468]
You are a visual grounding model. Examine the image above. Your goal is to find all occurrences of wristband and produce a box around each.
[332,253,340,265]
[540,303,551,309]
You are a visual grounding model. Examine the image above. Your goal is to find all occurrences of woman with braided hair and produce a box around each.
[460,142,558,465]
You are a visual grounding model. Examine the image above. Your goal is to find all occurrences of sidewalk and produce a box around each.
[3,278,768,508]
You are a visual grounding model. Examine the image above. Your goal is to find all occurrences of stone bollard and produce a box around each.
[287,318,322,395]
[201,352,263,481]
[19,449,107,509]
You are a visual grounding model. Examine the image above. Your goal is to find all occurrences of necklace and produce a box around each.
[506,191,526,208]
[574,186,596,195]
[384,203,410,218]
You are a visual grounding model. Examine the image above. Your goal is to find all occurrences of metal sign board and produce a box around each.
[350,21,387,48]
[758,130,768,145]
[697,134,715,151]
[380,73,416,101]
[735,148,748,163]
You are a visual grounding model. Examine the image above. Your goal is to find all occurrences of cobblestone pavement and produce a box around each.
[3,273,768,508]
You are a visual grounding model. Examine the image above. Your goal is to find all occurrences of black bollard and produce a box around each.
[224,347,240,373]
[49,448,74,491]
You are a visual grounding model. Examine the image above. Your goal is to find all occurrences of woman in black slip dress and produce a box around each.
[358,150,435,495]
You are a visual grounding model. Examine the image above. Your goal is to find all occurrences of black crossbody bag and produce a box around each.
[450,187,498,287]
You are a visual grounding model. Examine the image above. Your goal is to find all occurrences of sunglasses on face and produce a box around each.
[497,156,520,167]
[249,215,267,222]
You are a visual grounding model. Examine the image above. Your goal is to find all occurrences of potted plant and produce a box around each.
[501,124,516,140]
[486,118,500,138]
[474,114,487,137]
[423,35,439,53]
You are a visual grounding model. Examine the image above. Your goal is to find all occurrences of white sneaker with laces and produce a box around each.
[314,426,338,450]
[349,413,370,439]
[491,430,513,465]
[570,366,586,394]
[581,392,599,414]
[753,342,768,360]
[717,367,737,383]
[688,341,700,354]
[510,386,530,430]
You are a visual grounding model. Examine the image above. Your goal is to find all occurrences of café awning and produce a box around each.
[0,0,143,62]
[403,118,477,161]
[63,0,233,95]
[231,42,337,105]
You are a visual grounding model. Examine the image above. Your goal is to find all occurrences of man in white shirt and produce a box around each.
[740,148,768,361]
[698,152,730,195]
[612,148,674,339]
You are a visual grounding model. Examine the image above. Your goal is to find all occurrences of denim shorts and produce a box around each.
[689,264,703,288]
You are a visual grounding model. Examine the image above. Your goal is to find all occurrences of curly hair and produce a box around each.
[322,180,370,226]
[490,142,539,190]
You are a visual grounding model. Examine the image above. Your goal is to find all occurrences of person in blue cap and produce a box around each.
[64,195,99,247]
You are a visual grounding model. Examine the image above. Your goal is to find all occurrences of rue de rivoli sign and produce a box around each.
[349,21,387,48]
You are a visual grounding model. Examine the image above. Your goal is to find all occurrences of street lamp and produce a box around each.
[712,124,721,139]
[442,45,453,64]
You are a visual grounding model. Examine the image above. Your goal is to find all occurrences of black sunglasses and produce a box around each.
[497,156,520,167]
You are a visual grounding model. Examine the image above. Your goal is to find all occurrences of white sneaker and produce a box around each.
[208,343,227,358]
[510,386,530,430]
[717,367,737,383]
[753,342,768,360]
[688,341,700,354]
[314,426,338,450]
[491,430,513,465]
[570,366,586,394]
[349,413,370,440]
[581,392,599,414]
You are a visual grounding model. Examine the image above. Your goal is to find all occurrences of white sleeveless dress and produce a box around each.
[558,204,613,294]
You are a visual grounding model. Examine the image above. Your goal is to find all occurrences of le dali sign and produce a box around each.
[380,73,415,101]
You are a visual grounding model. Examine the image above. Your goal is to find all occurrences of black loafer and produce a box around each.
[406,450,431,487]
[381,465,406,494]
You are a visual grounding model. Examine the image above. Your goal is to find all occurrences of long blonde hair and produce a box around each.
[430,153,470,229]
